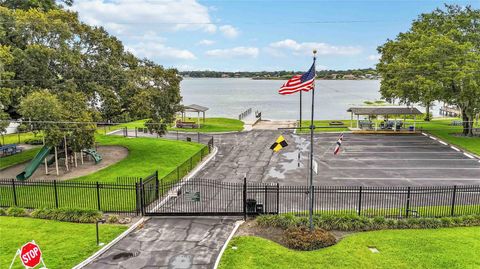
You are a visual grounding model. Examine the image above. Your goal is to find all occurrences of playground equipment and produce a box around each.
[16,146,52,181]
[15,146,103,181]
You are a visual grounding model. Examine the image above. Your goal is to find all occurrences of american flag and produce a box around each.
[333,133,344,155]
[278,62,316,95]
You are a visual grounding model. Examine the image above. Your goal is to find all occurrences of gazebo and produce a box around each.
[347,106,423,131]
[179,104,209,128]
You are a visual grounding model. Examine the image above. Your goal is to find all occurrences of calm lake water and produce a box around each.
[180,78,434,120]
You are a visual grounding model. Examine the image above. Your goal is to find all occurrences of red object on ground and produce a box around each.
[20,242,42,268]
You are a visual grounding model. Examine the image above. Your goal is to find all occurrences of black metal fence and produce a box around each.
[142,179,480,219]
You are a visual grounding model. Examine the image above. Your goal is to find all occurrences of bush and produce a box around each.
[31,208,102,223]
[0,208,6,216]
[256,214,480,232]
[283,227,336,250]
[107,214,119,223]
[6,207,28,217]
[24,138,44,145]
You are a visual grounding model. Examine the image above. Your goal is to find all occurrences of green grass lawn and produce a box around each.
[1,132,42,145]
[416,118,480,155]
[75,134,206,183]
[0,147,41,170]
[169,117,244,132]
[298,120,351,133]
[0,216,126,269]
[220,227,480,269]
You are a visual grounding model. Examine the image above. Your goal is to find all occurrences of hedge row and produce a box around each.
[0,207,102,223]
[256,213,480,231]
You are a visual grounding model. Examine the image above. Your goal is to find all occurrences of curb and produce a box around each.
[422,132,480,160]
[72,146,219,268]
[71,217,149,269]
[213,220,244,269]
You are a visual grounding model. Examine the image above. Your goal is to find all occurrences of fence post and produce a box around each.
[357,186,363,216]
[11,179,17,206]
[135,182,140,216]
[54,180,59,208]
[96,182,101,211]
[276,183,280,214]
[264,185,268,213]
[405,186,411,218]
[155,171,159,199]
[451,185,457,216]
[243,177,247,220]
[139,178,144,215]
[177,166,180,181]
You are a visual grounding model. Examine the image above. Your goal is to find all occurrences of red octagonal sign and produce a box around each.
[20,242,42,268]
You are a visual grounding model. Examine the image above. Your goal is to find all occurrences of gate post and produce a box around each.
[12,179,17,207]
[451,185,457,216]
[357,186,363,216]
[139,178,144,216]
[96,182,101,211]
[155,171,159,199]
[405,186,411,218]
[243,177,247,220]
[54,180,59,208]
[276,183,280,214]
[135,182,140,216]
[264,185,268,214]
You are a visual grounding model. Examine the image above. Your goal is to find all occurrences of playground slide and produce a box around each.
[82,149,102,164]
[16,145,53,181]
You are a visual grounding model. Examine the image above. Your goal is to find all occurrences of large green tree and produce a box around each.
[377,5,480,135]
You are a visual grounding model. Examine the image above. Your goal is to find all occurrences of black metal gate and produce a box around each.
[141,178,279,216]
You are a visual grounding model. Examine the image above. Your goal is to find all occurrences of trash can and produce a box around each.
[186,137,191,142]
[246,199,257,214]
[409,126,414,131]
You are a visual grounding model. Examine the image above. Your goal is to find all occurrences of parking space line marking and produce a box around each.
[464,153,475,159]
[332,177,480,181]
[429,136,438,140]
[438,140,448,145]
[451,146,461,151]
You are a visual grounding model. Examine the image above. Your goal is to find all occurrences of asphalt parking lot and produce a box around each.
[193,131,480,186]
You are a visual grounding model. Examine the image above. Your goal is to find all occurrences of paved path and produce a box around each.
[84,217,237,269]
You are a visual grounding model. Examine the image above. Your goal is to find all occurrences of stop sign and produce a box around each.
[20,242,42,268]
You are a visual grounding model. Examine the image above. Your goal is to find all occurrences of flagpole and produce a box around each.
[299,91,302,129]
[309,49,317,231]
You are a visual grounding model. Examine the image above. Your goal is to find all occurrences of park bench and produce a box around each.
[176,121,198,129]
[359,120,373,129]
[451,120,463,126]
[0,144,23,157]
[329,121,345,126]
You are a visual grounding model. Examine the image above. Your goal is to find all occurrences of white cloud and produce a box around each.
[367,54,381,61]
[197,39,215,46]
[126,42,196,60]
[219,25,239,39]
[205,47,259,58]
[70,0,217,34]
[269,39,362,56]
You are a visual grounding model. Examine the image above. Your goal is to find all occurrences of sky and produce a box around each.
[69,0,480,71]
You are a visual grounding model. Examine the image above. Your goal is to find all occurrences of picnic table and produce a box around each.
[0,144,23,157]
[176,120,198,129]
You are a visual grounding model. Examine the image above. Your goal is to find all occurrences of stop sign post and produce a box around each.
[9,241,47,269]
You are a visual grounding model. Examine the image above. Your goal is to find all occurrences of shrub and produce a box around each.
[0,208,6,216]
[6,207,28,217]
[283,227,336,250]
[256,214,480,232]
[31,208,102,223]
[24,138,44,145]
[107,214,119,223]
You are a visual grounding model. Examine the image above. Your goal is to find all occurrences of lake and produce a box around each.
[180,78,435,120]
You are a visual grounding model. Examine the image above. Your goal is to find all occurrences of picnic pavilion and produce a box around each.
[347,106,423,132]
[178,104,209,128]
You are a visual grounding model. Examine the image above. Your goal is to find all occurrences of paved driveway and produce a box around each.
[84,217,237,269]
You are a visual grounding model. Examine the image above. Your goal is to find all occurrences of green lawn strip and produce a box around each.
[297,120,351,133]
[169,117,244,133]
[95,119,148,135]
[1,132,42,145]
[219,227,480,269]
[75,135,206,183]
[0,147,41,170]
[0,216,126,269]
[415,119,480,155]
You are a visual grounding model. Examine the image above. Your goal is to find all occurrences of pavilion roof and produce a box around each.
[347,106,423,116]
[183,104,209,112]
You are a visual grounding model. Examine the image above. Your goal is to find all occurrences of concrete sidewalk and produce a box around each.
[84,217,238,269]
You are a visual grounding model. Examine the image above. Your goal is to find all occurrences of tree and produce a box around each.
[377,5,480,134]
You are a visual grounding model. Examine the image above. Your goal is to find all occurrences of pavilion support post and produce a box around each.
[197,111,200,128]
[356,115,360,129]
[203,112,205,123]
[414,115,417,131]
[394,116,397,132]
[350,112,353,128]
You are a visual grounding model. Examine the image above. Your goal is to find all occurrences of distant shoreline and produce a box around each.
[182,77,379,81]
